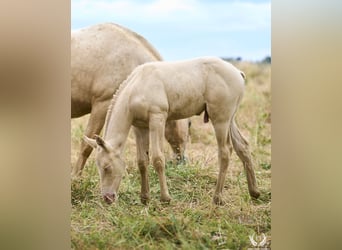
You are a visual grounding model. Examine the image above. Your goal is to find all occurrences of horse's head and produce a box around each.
[84,135,125,204]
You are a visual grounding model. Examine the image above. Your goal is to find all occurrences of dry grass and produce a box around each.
[71,61,271,249]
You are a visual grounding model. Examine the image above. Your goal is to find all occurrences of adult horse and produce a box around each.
[71,23,189,177]
[84,57,260,205]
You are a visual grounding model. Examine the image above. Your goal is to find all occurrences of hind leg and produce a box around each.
[212,121,232,205]
[72,101,108,177]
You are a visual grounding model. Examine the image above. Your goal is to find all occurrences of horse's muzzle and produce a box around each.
[103,193,116,204]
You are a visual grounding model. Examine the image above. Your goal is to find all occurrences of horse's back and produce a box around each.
[127,57,245,120]
[71,23,162,117]
[131,57,245,99]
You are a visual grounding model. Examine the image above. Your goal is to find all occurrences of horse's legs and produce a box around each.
[72,101,108,177]
[212,121,231,205]
[149,113,171,202]
[165,119,190,164]
[134,127,150,204]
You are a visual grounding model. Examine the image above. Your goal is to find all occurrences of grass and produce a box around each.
[71,61,271,249]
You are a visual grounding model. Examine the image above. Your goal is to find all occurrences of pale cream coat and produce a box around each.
[85,57,260,205]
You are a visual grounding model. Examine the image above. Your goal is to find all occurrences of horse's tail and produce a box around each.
[229,118,250,164]
[228,98,260,198]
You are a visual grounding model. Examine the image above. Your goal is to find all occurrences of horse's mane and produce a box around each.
[110,23,163,61]
[103,70,136,137]
[102,22,162,137]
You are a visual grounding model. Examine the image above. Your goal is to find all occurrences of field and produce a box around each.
[71,61,271,249]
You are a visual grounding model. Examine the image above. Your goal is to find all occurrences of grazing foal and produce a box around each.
[85,57,260,205]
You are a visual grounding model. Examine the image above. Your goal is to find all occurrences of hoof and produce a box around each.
[213,196,225,205]
[160,195,172,204]
[250,189,261,199]
[140,195,150,205]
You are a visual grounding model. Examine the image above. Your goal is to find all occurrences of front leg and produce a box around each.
[149,113,171,202]
[72,101,108,177]
[134,127,150,204]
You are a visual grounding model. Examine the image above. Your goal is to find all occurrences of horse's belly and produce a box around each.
[167,101,205,120]
[71,99,91,118]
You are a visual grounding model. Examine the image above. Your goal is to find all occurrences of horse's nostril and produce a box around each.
[103,193,115,204]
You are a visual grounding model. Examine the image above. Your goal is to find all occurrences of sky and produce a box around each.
[71,0,270,61]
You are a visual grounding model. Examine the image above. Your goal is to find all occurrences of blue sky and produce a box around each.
[72,0,270,61]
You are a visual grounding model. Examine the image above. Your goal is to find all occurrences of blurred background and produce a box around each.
[71,0,271,62]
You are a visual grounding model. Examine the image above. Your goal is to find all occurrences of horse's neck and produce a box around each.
[104,103,132,155]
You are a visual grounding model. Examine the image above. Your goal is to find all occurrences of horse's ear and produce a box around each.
[94,135,112,151]
[83,136,97,148]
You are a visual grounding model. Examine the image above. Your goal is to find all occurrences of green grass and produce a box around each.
[72,162,270,249]
[71,62,271,249]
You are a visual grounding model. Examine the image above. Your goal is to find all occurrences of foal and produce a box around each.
[85,56,260,205]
